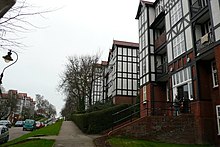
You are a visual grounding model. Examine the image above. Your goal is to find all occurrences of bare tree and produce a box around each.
[47,104,56,117]
[21,106,32,119]
[35,94,56,118]
[58,54,100,113]
[0,0,53,51]
[0,91,17,119]
[0,100,9,119]
[35,94,44,110]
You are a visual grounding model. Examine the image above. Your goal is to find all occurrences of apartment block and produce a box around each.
[107,40,139,104]
[91,61,108,105]
[136,0,220,144]
[0,90,35,122]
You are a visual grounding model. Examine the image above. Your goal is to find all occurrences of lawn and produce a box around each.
[1,119,63,147]
[9,139,54,147]
[108,137,215,147]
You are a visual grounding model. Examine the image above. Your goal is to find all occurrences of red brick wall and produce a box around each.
[213,45,220,144]
[140,84,151,117]
[139,83,169,117]
[169,51,194,71]
[197,61,212,100]
[215,45,220,97]
[190,101,215,144]
[113,95,136,105]
[108,114,197,144]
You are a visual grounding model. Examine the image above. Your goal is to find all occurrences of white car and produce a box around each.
[0,120,12,128]
[0,125,9,144]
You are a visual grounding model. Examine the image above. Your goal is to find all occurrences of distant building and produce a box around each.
[16,93,27,115]
[91,61,108,105]
[0,90,35,122]
[106,40,139,104]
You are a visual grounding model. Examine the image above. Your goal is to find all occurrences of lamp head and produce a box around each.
[2,51,13,63]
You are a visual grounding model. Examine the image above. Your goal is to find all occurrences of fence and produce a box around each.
[112,99,191,130]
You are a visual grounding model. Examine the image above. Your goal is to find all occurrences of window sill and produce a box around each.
[213,85,219,88]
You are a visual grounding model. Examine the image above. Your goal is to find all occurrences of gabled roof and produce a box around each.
[1,93,8,99]
[108,40,139,62]
[8,89,18,94]
[135,0,154,19]
[101,61,108,66]
[18,93,27,99]
[113,40,139,48]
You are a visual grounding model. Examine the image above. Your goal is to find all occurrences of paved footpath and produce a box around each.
[54,121,99,147]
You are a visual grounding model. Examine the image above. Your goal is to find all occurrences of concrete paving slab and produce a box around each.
[53,121,98,147]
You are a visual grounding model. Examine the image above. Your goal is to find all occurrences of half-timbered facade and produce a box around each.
[100,61,109,103]
[136,0,220,144]
[91,61,108,105]
[107,40,139,104]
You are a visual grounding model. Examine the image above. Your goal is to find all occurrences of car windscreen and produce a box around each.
[25,120,34,124]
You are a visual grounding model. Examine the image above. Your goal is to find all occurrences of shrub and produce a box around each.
[71,104,130,134]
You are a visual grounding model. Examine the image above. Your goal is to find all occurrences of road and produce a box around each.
[9,127,29,141]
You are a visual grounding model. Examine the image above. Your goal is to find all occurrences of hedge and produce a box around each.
[71,104,130,134]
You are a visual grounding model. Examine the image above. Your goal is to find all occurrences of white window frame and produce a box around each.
[143,58,146,74]
[216,105,220,135]
[211,61,219,88]
[155,0,164,17]
[170,1,182,26]
[172,67,193,100]
[173,32,185,58]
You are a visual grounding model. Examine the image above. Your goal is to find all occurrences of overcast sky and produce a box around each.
[0,0,155,116]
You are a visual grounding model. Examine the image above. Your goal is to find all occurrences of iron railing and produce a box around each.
[112,99,191,130]
[156,62,168,79]
[196,32,213,51]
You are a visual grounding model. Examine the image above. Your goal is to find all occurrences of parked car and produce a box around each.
[35,121,43,129]
[41,122,45,127]
[0,125,9,144]
[0,120,12,128]
[23,119,36,131]
[14,121,24,127]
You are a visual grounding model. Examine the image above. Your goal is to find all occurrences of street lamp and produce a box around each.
[0,50,18,84]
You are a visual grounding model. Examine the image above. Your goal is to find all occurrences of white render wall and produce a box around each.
[210,0,220,41]
[149,7,155,26]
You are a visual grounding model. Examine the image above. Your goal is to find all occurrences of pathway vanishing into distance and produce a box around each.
[54,121,100,147]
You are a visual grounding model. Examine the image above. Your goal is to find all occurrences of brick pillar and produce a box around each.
[140,83,152,117]
[191,101,215,144]
[140,83,167,117]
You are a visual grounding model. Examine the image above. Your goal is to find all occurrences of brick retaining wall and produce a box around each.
[108,114,196,144]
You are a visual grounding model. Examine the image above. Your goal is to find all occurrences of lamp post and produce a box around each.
[0,49,18,86]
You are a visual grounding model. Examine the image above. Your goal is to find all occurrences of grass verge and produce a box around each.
[9,139,54,147]
[1,119,63,147]
[107,137,215,147]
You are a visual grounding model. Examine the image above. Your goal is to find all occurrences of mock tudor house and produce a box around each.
[100,61,109,103]
[107,40,139,104]
[136,0,220,144]
[91,61,108,105]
